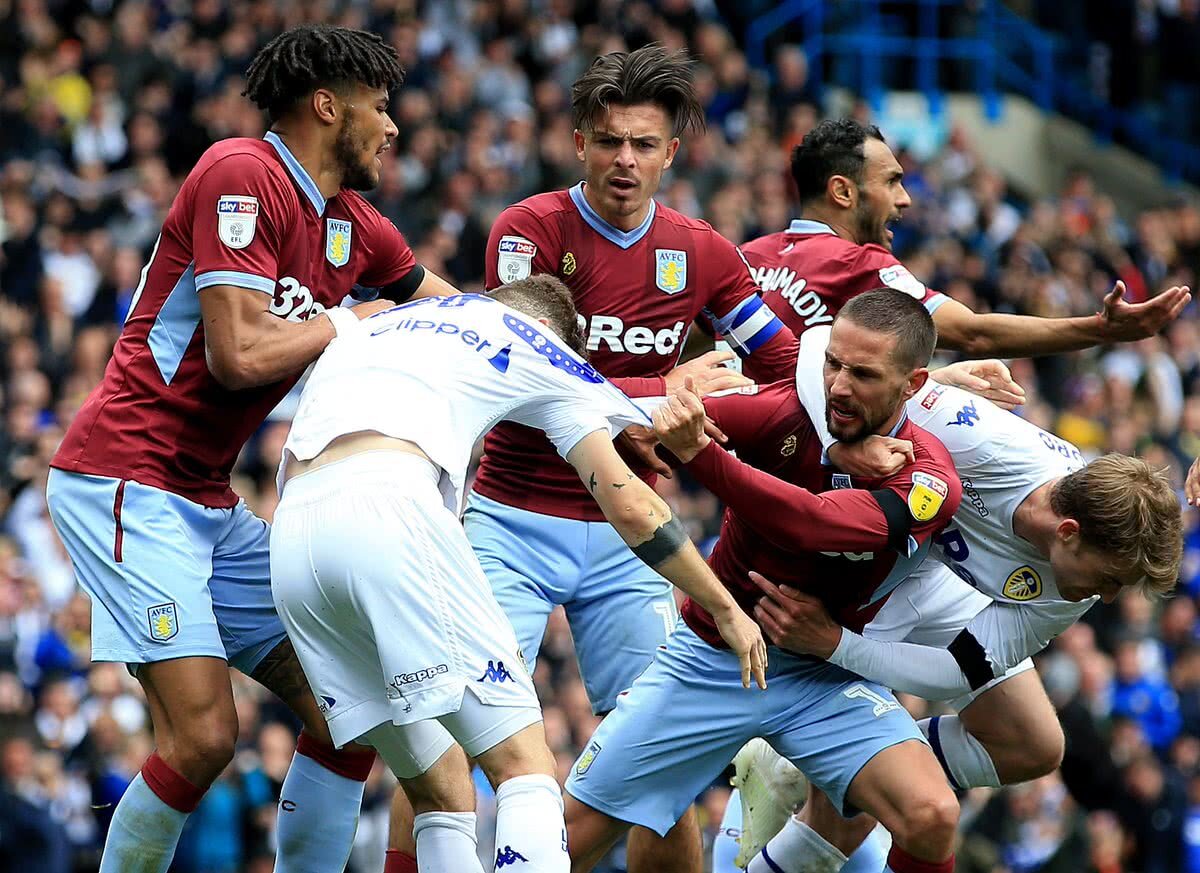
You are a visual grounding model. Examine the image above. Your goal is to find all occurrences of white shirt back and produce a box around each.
[282,295,651,514]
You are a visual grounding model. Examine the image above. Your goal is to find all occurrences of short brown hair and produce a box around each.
[571,44,706,138]
[486,274,586,356]
[1050,454,1183,597]
[835,289,937,371]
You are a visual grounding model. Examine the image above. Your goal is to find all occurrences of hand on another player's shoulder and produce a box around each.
[352,298,398,319]
[665,350,752,396]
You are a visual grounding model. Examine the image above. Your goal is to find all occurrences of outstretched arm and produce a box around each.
[565,430,767,689]
[932,282,1190,358]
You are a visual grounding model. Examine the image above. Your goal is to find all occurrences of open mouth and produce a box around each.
[829,402,859,426]
[375,143,391,156]
[609,177,637,193]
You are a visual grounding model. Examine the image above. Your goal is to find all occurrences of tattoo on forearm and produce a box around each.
[589,472,596,492]
[630,515,689,567]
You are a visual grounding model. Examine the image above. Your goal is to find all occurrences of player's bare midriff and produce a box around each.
[285,431,434,481]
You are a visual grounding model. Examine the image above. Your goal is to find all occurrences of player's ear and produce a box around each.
[574,129,587,162]
[903,367,929,401]
[312,88,340,126]
[1056,517,1081,545]
[662,137,681,170]
[828,174,855,210]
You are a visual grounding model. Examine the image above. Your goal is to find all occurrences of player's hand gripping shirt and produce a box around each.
[473,184,795,520]
[281,294,651,516]
[742,219,946,337]
[52,133,417,507]
[794,326,1095,690]
[677,380,961,650]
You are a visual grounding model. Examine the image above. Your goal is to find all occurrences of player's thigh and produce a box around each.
[359,718,460,787]
[210,500,289,676]
[565,626,759,839]
[46,469,228,665]
[441,690,546,782]
[464,492,579,665]
[957,665,1062,781]
[843,737,957,846]
[567,523,677,714]
[764,663,926,819]
[137,654,238,771]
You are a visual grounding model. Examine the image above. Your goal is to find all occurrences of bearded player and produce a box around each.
[45,25,460,873]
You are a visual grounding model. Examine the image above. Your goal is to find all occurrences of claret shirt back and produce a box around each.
[52,133,417,507]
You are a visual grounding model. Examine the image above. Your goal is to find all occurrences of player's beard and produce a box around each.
[334,117,378,191]
[826,384,905,443]
[852,198,890,250]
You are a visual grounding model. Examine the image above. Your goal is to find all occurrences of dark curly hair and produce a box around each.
[791,118,886,205]
[243,25,405,123]
[571,44,705,138]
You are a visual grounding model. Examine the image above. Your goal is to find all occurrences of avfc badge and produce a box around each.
[655,249,687,294]
[575,740,602,776]
[907,471,948,522]
[326,219,353,268]
[1003,566,1043,601]
[147,602,179,642]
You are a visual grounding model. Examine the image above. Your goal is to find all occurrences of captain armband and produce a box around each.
[363,264,426,303]
[631,515,690,567]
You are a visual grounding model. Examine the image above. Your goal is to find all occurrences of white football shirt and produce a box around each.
[282,294,651,514]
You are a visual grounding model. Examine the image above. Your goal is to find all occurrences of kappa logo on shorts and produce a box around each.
[496,846,530,868]
[575,740,602,775]
[477,660,514,683]
[147,602,179,642]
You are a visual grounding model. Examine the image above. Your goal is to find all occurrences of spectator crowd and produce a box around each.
[1,1,1199,871]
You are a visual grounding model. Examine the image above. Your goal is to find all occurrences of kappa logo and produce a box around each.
[948,400,980,428]
[478,660,514,683]
[325,219,352,268]
[1003,566,1043,601]
[496,846,530,868]
[575,740,602,775]
[655,249,687,294]
[147,602,178,642]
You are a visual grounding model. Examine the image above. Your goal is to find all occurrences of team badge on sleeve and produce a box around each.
[147,602,179,641]
[497,236,536,283]
[1003,566,1043,601]
[878,265,926,299]
[655,249,687,294]
[326,219,353,267]
[217,196,259,249]
[907,471,948,521]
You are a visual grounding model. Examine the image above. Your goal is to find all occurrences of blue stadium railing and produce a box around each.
[745,0,1200,186]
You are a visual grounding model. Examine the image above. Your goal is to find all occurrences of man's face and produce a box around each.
[848,138,911,251]
[334,84,397,191]
[1050,531,1140,603]
[823,318,917,443]
[574,103,679,225]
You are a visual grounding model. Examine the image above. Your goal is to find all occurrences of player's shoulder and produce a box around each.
[652,202,728,245]
[900,418,959,479]
[503,189,575,221]
[330,189,391,229]
[740,230,789,259]
[191,138,284,180]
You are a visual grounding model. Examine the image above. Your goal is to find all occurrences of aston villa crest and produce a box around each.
[655,249,687,294]
[326,219,352,268]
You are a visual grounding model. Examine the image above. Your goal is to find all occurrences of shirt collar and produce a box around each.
[787,218,836,235]
[264,131,326,216]
[569,182,656,249]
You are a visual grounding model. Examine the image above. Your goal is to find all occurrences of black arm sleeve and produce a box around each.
[948,629,996,690]
[869,488,913,555]
[379,263,426,302]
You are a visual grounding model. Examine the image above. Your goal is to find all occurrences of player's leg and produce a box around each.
[44,470,239,872]
[765,665,956,873]
[565,624,761,872]
[568,521,702,873]
[213,499,376,873]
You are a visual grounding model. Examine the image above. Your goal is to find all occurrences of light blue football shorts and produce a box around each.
[46,468,284,673]
[565,622,926,836]
[463,491,677,714]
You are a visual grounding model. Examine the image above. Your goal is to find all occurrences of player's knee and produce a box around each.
[173,718,238,784]
[1007,720,1065,783]
[892,790,958,856]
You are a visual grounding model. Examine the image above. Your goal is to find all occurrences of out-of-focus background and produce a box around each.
[1,1,1199,871]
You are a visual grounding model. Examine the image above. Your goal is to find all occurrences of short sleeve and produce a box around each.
[878,453,963,546]
[485,205,562,288]
[509,375,650,459]
[355,209,418,288]
[857,246,946,314]
[192,154,291,296]
[700,234,786,356]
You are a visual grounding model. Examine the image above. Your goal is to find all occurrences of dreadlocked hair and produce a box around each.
[243,25,405,123]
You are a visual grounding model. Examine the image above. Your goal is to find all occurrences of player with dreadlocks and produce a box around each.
[46,24,459,873]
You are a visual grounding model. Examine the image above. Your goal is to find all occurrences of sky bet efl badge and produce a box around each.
[907,471,948,522]
[216,195,258,249]
[326,219,353,268]
[655,249,687,294]
[147,602,179,642]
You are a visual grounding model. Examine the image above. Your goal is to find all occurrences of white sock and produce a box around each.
[414,810,486,873]
[748,816,847,873]
[493,773,569,872]
[838,826,889,873]
[919,715,1000,789]
[274,750,367,872]
[712,788,744,873]
[99,774,190,873]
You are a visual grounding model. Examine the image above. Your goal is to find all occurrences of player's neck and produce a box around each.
[798,207,861,245]
[581,183,651,232]
[269,127,343,200]
[1012,479,1060,557]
